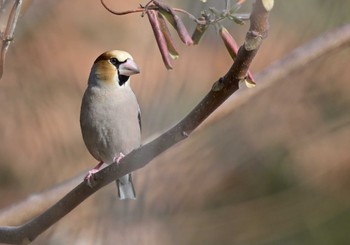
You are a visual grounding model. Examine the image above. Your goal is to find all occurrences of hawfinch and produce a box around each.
[80,50,141,199]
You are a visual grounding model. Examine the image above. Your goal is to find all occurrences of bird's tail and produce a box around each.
[117,174,136,200]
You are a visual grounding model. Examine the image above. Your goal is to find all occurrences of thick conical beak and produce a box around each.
[118,59,140,76]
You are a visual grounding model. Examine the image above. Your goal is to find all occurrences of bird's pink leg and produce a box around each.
[113,152,125,164]
[84,161,103,187]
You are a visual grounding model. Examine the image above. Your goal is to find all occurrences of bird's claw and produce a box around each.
[113,152,125,164]
[84,161,103,187]
[84,168,101,187]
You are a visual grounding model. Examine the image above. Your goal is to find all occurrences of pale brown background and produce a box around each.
[0,0,350,244]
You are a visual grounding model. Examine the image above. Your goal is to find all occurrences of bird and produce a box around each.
[80,50,141,199]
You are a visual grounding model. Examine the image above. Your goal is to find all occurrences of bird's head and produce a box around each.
[89,50,140,87]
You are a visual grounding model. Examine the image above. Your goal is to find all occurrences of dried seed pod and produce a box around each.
[147,10,173,70]
[219,26,239,59]
[157,12,179,59]
[153,1,176,27]
[191,17,209,45]
[173,14,193,45]
[153,1,193,45]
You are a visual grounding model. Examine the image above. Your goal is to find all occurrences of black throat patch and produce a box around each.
[118,75,129,86]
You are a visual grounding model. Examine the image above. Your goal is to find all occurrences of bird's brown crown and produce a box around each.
[92,50,134,84]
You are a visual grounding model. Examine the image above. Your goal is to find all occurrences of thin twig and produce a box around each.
[0,0,22,79]
[100,0,202,23]
[171,7,199,23]
[100,0,144,15]
[225,0,231,10]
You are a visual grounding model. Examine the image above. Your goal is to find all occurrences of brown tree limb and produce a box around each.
[0,1,270,243]
[0,173,85,226]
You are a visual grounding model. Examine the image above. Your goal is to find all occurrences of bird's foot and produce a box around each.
[84,161,103,187]
[113,152,125,165]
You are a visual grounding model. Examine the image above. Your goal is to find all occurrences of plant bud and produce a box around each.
[219,26,239,59]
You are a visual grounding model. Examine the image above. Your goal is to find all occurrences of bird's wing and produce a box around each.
[137,106,142,133]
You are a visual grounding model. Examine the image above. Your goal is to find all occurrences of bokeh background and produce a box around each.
[1,0,350,244]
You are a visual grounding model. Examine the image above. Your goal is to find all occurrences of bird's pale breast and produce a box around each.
[80,85,141,164]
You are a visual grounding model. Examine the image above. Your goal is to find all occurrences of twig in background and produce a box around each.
[0,0,22,79]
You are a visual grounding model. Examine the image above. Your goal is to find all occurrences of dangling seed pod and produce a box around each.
[192,17,209,45]
[153,1,193,45]
[147,10,173,70]
[157,12,179,59]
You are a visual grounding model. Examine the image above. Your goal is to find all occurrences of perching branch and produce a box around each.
[0,0,22,79]
[0,173,85,227]
[0,0,271,243]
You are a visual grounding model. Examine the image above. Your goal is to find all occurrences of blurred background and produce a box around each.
[0,0,350,244]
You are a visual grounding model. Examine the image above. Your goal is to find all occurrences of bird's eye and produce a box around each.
[110,58,119,65]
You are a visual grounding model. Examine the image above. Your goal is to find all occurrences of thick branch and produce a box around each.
[0,173,84,226]
[0,1,270,244]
